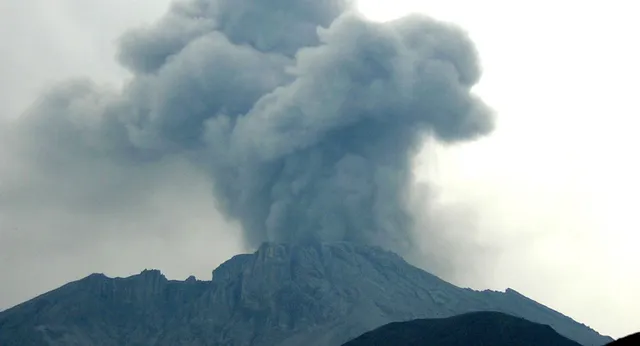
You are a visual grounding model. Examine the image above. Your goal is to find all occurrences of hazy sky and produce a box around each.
[0,0,638,339]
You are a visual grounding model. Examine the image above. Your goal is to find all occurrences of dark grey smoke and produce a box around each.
[7,0,493,256]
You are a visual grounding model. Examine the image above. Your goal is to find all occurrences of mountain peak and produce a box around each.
[139,268,164,277]
[0,242,613,346]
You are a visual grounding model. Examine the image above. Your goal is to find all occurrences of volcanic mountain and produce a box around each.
[0,242,612,346]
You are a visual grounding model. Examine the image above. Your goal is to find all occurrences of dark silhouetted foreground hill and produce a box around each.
[342,311,582,346]
[606,332,640,345]
[0,242,612,346]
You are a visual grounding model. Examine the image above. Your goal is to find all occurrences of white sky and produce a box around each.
[0,0,638,339]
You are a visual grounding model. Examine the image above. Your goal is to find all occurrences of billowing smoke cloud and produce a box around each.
[4,0,493,257]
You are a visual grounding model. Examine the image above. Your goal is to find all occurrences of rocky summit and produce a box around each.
[0,242,612,346]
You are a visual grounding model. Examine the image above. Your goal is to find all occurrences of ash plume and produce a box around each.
[4,0,493,257]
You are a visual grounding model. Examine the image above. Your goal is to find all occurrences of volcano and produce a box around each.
[0,242,612,346]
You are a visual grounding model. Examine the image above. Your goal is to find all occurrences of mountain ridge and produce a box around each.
[0,242,613,346]
[342,311,583,346]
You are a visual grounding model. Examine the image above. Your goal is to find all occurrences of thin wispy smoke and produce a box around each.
[2,0,493,258]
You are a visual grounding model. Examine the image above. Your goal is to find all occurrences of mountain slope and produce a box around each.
[606,332,640,345]
[0,242,613,346]
[342,311,583,346]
